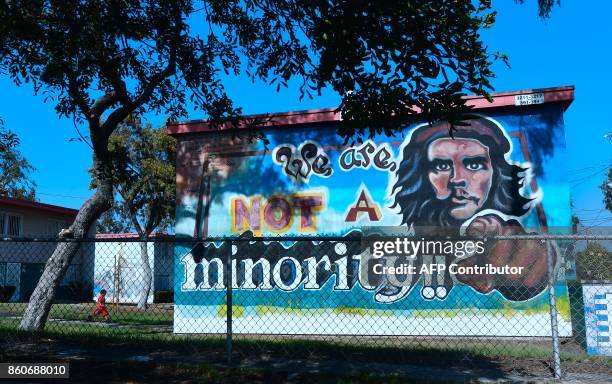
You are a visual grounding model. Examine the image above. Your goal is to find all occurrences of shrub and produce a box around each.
[575,243,612,281]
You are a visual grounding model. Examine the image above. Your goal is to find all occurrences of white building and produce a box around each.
[0,196,92,302]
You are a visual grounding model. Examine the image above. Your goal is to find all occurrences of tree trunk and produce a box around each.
[137,240,152,309]
[19,151,113,331]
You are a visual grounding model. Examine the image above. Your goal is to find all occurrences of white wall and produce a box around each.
[94,241,155,304]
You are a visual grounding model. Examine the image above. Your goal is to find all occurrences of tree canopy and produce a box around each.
[0,119,36,200]
[1,1,501,143]
[92,117,175,309]
[603,168,612,213]
[516,0,559,18]
[576,242,612,281]
[95,118,176,236]
[0,117,19,152]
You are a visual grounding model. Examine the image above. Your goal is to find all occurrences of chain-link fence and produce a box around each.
[561,234,612,378]
[0,234,611,380]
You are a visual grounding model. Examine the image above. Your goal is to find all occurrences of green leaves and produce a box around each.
[1,1,556,161]
[0,118,20,153]
[99,118,176,235]
[602,167,612,213]
[0,123,36,201]
[297,0,499,142]
[515,0,561,18]
[576,242,612,281]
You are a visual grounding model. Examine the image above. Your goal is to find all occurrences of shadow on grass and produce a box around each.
[16,323,612,383]
[0,326,538,376]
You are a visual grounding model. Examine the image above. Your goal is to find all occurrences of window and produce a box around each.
[7,215,21,236]
[0,213,21,236]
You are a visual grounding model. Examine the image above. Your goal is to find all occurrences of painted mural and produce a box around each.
[174,104,573,335]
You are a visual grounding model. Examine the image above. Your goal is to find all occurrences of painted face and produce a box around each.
[427,138,493,220]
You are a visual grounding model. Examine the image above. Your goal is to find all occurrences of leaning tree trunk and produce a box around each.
[19,151,113,331]
[137,239,152,309]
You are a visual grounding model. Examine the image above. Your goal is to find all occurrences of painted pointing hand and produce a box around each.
[455,214,550,301]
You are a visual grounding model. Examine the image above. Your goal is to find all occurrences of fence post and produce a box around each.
[226,239,233,364]
[546,239,562,379]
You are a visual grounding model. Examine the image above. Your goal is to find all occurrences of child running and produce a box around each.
[87,289,111,322]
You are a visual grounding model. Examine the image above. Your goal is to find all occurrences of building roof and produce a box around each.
[0,196,79,217]
[167,85,574,136]
[95,233,167,239]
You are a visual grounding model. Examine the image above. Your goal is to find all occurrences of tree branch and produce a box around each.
[90,92,119,119]
[101,53,177,138]
[143,198,158,234]
[99,59,131,104]
[118,186,144,236]
[100,5,182,138]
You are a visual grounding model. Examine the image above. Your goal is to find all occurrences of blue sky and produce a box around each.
[1,1,610,228]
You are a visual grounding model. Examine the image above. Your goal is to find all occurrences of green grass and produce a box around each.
[0,302,173,326]
[1,317,609,365]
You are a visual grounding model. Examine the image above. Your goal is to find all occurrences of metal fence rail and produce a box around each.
[0,234,610,380]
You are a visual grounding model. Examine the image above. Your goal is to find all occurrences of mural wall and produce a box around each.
[173,103,573,335]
